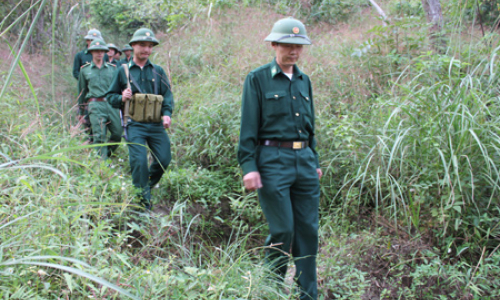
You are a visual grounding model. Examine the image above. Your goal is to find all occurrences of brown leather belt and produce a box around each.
[88,97,106,102]
[259,140,309,150]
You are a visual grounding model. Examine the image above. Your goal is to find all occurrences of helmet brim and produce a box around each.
[84,35,100,40]
[264,33,312,45]
[129,37,159,46]
[88,46,110,52]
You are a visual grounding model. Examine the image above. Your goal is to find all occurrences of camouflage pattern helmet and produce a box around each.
[122,44,133,52]
[107,43,119,52]
[264,17,311,45]
[129,28,159,46]
[84,29,103,40]
[87,39,109,52]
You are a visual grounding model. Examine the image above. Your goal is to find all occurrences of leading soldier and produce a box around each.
[106,28,173,210]
[237,18,322,300]
[78,39,122,160]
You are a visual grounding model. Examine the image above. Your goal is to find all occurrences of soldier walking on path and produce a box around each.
[107,43,120,65]
[106,28,174,210]
[72,29,108,80]
[120,44,133,64]
[78,39,123,160]
[73,29,109,144]
[114,47,122,62]
[237,18,322,300]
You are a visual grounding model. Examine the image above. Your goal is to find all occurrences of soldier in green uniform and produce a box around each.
[106,28,173,210]
[114,47,122,62]
[72,29,108,80]
[237,18,322,300]
[73,29,109,144]
[120,44,133,65]
[78,39,123,159]
[106,43,120,65]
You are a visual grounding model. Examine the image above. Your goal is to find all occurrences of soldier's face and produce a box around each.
[91,50,105,61]
[272,43,303,69]
[107,49,116,57]
[123,50,132,57]
[86,39,92,47]
[131,42,154,61]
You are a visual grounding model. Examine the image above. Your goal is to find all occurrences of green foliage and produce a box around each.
[4,0,500,298]
[89,0,200,37]
[390,0,423,16]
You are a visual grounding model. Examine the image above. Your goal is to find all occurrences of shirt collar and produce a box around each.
[129,59,152,69]
[90,61,109,69]
[270,58,303,79]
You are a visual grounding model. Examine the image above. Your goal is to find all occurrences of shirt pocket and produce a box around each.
[264,91,288,117]
[299,90,313,116]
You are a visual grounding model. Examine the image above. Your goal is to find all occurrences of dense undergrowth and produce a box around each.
[1,0,500,299]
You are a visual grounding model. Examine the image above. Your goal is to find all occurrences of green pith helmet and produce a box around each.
[129,28,159,46]
[107,43,119,52]
[264,17,311,45]
[88,39,109,52]
[122,44,133,52]
[84,29,103,41]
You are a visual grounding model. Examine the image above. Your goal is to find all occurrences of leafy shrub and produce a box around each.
[390,0,423,16]
[89,0,196,37]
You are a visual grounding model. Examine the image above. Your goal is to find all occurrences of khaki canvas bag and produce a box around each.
[123,63,163,123]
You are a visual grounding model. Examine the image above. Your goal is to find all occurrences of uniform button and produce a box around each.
[293,96,296,100]
[305,97,309,101]
[298,130,302,133]
[275,94,278,98]
[295,113,300,116]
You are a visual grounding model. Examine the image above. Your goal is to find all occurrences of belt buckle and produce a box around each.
[292,141,302,149]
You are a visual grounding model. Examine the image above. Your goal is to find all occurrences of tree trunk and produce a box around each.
[421,0,446,52]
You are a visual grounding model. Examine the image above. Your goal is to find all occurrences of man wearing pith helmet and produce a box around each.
[106,43,120,65]
[237,17,321,300]
[120,44,133,65]
[73,29,108,80]
[78,39,122,160]
[107,28,173,210]
[73,29,109,144]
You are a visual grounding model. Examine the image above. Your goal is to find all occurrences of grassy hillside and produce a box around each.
[1,1,500,299]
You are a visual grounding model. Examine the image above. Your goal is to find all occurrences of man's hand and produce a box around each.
[162,116,171,129]
[316,168,323,180]
[122,88,132,102]
[243,171,263,191]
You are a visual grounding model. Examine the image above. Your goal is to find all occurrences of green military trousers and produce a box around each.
[257,145,320,300]
[83,109,93,143]
[127,121,171,209]
[88,101,122,159]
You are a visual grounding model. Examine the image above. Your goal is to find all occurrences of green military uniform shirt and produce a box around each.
[73,48,110,80]
[77,62,117,115]
[119,56,133,65]
[106,59,174,117]
[108,58,119,66]
[238,58,319,175]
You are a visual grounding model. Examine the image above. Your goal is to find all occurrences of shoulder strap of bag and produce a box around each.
[152,64,159,95]
[124,63,143,94]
